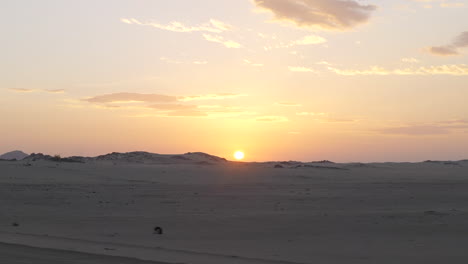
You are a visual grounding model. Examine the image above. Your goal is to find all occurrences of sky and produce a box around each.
[1,0,468,162]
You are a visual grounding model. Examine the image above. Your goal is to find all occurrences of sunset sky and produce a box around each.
[1,0,468,162]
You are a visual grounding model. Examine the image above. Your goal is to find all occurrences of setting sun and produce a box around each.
[234,151,245,160]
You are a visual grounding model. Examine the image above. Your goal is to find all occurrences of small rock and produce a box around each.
[154,226,163,234]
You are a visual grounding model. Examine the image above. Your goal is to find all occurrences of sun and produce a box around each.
[234,151,245,160]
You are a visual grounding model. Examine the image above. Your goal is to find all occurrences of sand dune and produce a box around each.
[2,155,468,263]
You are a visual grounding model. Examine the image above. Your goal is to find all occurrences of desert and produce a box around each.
[2,152,468,263]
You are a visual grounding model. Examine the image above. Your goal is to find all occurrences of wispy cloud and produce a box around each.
[440,2,465,8]
[9,88,34,93]
[253,0,377,31]
[148,104,198,110]
[166,110,208,117]
[80,92,254,119]
[276,102,302,107]
[380,125,450,135]
[84,92,246,105]
[244,59,264,67]
[410,0,465,8]
[296,112,327,116]
[178,93,247,102]
[327,64,468,76]
[428,31,468,56]
[160,57,208,65]
[296,112,355,123]
[202,34,242,48]
[9,88,66,93]
[256,116,289,122]
[121,18,232,33]
[288,66,318,73]
[44,89,65,94]
[84,93,178,104]
[378,122,468,136]
[401,57,420,63]
[263,35,326,50]
[290,35,327,45]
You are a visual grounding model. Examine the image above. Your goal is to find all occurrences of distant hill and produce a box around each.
[0,150,28,161]
[22,151,228,165]
[94,151,227,165]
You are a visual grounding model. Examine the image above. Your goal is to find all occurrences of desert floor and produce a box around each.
[1,160,468,263]
[0,242,168,264]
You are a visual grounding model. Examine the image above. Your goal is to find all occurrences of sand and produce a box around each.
[1,158,468,263]
[0,242,168,264]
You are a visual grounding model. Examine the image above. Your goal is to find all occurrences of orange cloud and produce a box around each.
[254,0,377,31]
[44,89,65,93]
[256,116,288,122]
[378,120,468,136]
[202,34,242,49]
[148,104,198,110]
[121,18,232,33]
[178,93,247,102]
[9,88,34,93]
[428,31,468,56]
[84,93,177,103]
[327,64,468,76]
[9,88,66,93]
[276,102,302,106]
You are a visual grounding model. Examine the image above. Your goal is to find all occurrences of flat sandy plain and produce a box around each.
[1,156,468,264]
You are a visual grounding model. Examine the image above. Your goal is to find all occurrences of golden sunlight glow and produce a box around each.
[234,151,245,160]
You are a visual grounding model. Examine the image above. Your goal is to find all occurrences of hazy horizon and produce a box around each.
[3,148,468,163]
[2,0,468,162]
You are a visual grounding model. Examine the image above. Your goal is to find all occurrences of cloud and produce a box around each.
[244,59,264,67]
[84,92,246,105]
[263,35,326,50]
[160,57,208,65]
[296,112,327,116]
[147,104,198,110]
[296,112,355,123]
[327,64,468,76]
[288,66,318,73]
[410,0,465,8]
[323,117,356,123]
[401,57,420,63]
[9,88,34,93]
[378,120,468,136]
[438,119,468,125]
[253,0,377,31]
[81,92,254,119]
[9,88,66,93]
[167,110,208,117]
[316,61,332,65]
[429,46,458,56]
[256,116,289,122]
[380,125,450,135]
[121,18,232,33]
[291,35,327,45]
[84,93,178,104]
[428,31,468,56]
[44,89,65,94]
[129,105,254,119]
[276,102,302,106]
[440,2,465,8]
[178,93,247,102]
[202,34,242,48]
